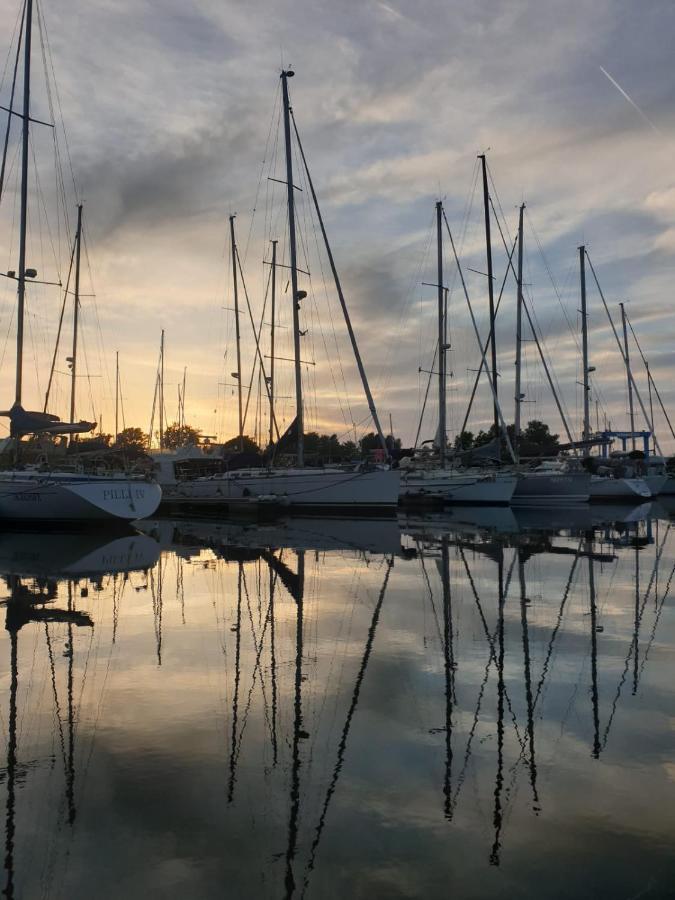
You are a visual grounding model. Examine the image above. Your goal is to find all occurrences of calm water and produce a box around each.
[0,506,674,899]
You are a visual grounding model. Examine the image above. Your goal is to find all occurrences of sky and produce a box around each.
[1,0,674,451]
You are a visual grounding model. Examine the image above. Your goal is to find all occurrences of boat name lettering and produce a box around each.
[15,493,41,502]
[103,488,132,501]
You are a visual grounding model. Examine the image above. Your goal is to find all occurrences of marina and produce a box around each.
[0,1,673,897]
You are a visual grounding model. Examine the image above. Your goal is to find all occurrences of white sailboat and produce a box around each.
[576,247,650,502]
[162,70,398,514]
[511,460,590,505]
[0,1,161,523]
[506,201,590,504]
[398,197,516,506]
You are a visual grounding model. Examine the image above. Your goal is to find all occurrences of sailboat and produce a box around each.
[0,1,162,522]
[576,249,650,502]
[448,166,590,505]
[505,201,590,504]
[161,70,398,514]
[618,310,675,496]
[399,198,517,506]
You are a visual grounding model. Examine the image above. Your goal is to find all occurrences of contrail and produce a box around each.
[599,65,662,135]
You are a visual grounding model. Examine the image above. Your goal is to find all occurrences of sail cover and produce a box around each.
[0,404,96,438]
[265,416,299,461]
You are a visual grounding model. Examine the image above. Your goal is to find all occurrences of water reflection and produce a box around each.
[0,511,673,899]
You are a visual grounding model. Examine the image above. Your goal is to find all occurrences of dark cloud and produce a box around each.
[1,0,674,443]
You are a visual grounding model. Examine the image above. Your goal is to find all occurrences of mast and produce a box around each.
[15,0,34,406]
[620,302,636,451]
[514,203,525,461]
[291,111,388,454]
[269,239,277,448]
[646,361,656,454]
[114,350,119,441]
[180,366,187,430]
[281,70,304,465]
[69,204,83,429]
[229,215,244,451]
[579,246,591,442]
[158,329,165,450]
[436,201,446,467]
[587,255,663,455]
[479,154,499,437]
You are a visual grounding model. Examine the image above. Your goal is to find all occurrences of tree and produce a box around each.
[358,432,402,458]
[473,424,499,448]
[114,427,147,451]
[521,419,559,456]
[359,432,380,454]
[69,433,113,451]
[222,435,261,454]
[163,422,201,450]
[453,430,474,451]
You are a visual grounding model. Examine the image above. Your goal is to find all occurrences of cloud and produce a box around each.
[1,0,675,447]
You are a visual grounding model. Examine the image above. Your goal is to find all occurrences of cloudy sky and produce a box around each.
[1,0,674,451]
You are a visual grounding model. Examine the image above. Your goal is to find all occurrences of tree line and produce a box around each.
[103,418,560,459]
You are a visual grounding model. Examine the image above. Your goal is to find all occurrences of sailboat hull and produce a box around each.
[512,471,591,505]
[589,476,651,501]
[400,471,517,505]
[0,473,162,522]
[162,467,400,515]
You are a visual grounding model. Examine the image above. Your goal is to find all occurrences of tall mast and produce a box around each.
[229,214,243,451]
[281,69,304,465]
[115,350,119,440]
[436,201,446,467]
[159,329,165,451]
[15,0,34,406]
[291,111,387,454]
[69,204,83,428]
[269,239,277,448]
[620,302,636,450]
[514,203,525,461]
[579,245,591,442]
[180,366,187,429]
[479,154,499,437]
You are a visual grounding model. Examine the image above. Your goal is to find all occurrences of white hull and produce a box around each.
[162,467,399,511]
[400,471,517,505]
[589,476,651,501]
[512,472,590,505]
[0,472,162,522]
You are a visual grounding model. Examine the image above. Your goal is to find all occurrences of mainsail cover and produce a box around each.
[265,416,299,461]
[0,404,96,438]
